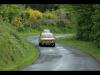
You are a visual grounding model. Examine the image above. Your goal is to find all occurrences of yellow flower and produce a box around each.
[26,8,43,23]
[11,15,22,27]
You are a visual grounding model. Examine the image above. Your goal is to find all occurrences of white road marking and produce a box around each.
[56,47,64,49]
[60,49,66,50]
[56,47,67,51]
[48,49,54,52]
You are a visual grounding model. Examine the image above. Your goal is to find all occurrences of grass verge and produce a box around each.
[0,26,39,71]
[0,41,39,71]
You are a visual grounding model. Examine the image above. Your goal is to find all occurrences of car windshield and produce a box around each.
[43,31,50,33]
[41,34,54,38]
[43,29,50,33]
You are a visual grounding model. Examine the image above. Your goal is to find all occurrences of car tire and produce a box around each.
[52,43,55,47]
[39,43,41,47]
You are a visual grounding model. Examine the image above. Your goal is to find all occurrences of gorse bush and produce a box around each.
[26,7,43,23]
[23,7,43,28]
[11,15,22,27]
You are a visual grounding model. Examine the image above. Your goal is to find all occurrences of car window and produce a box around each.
[44,31,50,33]
[41,34,54,38]
[43,29,51,33]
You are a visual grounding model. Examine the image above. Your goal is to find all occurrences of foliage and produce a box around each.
[0,4,75,33]
[43,11,58,19]
[74,4,93,41]
[0,4,25,22]
[25,4,59,12]
[26,7,43,27]
[91,4,100,47]
[11,15,22,27]
[74,4,100,48]
[57,4,77,30]
[0,21,39,70]
[38,8,72,30]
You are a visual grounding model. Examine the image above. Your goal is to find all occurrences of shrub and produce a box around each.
[74,4,100,48]
[43,11,57,19]
[26,7,43,23]
[91,4,100,47]
[23,7,43,28]
[75,4,93,41]
[11,15,22,27]
[0,4,26,22]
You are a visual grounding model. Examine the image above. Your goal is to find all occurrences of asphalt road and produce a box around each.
[20,34,100,71]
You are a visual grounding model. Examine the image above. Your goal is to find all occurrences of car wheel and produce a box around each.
[52,43,55,47]
[39,43,41,47]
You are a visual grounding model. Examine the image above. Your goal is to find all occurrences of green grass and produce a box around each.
[18,29,39,37]
[0,33,39,71]
[0,40,39,71]
[56,35,100,61]
[0,23,39,71]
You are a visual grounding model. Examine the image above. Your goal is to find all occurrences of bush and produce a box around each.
[26,7,43,24]
[38,8,71,28]
[43,11,58,19]
[91,4,100,47]
[74,4,100,48]
[0,4,26,22]
[11,15,22,27]
[75,4,93,41]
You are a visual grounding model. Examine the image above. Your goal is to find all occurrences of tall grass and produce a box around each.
[0,21,39,70]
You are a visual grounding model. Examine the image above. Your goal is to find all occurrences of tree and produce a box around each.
[25,4,59,12]
[74,4,94,41]
[91,4,100,47]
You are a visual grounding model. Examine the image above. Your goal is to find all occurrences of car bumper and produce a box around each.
[42,43,54,46]
[40,42,55,46]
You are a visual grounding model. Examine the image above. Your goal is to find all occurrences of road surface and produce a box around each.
[20,34,100,71]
